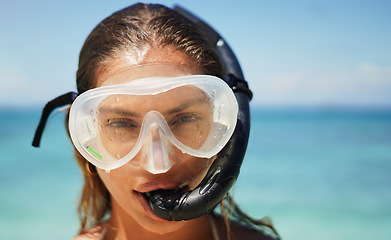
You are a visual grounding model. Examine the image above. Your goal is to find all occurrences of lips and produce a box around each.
[134,190,164,221]
[135,180,189,194]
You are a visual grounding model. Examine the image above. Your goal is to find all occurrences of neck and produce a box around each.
[105,199,216,240]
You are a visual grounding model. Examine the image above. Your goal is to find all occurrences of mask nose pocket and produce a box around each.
[138,111,175,174]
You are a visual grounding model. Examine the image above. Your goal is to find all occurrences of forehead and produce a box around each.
[95,47,203,87]
[99,64,198,87]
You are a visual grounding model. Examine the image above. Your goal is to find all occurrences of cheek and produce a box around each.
[173,155,215,189]
[97,167,137,203]
[191,157,215,183]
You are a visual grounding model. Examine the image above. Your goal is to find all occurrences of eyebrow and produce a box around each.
[97,97,208,117]
[164,97,208,115]
[98,107,141,118]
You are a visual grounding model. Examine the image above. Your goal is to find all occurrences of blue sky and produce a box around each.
[0,0,390,108]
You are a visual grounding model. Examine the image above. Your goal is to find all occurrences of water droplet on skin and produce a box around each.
[106,169,110,173]
[116,154,120,159]
[116,96,120,102]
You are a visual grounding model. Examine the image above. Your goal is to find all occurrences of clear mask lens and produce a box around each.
[69,75,238,173]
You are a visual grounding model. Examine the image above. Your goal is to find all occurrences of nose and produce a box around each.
[139,122,174,174]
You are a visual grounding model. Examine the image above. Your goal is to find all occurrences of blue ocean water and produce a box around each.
[0,107,390,240]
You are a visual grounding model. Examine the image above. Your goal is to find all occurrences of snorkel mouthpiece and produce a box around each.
[146,163,236,221]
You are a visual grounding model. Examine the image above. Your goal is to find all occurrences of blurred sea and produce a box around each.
[0,107,390,240]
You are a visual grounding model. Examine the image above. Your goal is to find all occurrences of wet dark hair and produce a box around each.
[76,3,222,94]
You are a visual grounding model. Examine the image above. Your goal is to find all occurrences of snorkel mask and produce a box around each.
[69,74,238,174]
[32,6,252,221]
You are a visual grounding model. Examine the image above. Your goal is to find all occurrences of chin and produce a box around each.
[141,219,187,235]
[117,190,188,235]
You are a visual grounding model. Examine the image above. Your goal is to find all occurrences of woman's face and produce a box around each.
[95,47,215,234]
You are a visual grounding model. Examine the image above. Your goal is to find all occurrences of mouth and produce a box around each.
[137,184,190,202]
[133,184,190,220]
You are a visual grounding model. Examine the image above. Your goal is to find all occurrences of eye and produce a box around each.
[170,113,201,126]
[106,118,139,128]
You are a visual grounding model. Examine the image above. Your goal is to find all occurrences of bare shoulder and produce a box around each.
[73,225,104,240]
[213,215,280,240]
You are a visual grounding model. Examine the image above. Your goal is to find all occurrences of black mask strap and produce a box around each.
[32,92,78,147]
[226,74,253,100]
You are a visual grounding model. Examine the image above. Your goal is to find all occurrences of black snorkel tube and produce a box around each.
[145,6,253,221]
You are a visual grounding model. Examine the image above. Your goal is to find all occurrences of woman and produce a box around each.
[33,3,280,240]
